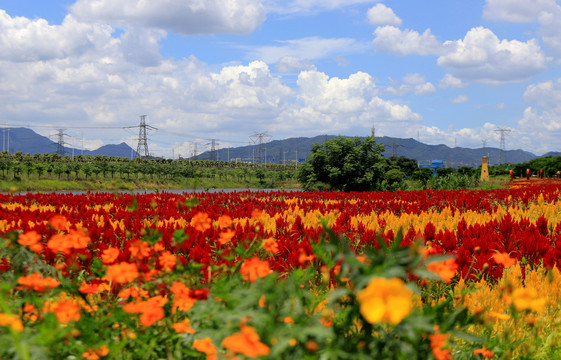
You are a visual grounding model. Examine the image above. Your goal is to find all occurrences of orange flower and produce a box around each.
[49,214,68,231]
[193,337,218,360]
[51,300,81,323]
[172,318,196,334]
[18,272,60,292]
[258,295,266,308]
[128,240,152,260]
[118,286,149,300]
[492,252,516,268]
[47,233,73,255]
[66,228,90,249]
[101,248,120,264]
[18,230,43,253]
[79,283,102,294]
[427,258,458,283]
[239,257,272,282]
[218,215,233,228]
[429,327,452,360]
[298,249,315,264]
[159,251,177,271]
[83,345,109,359]
[104,262,139,284]
[222,324,270,358]
[218,229,236,245]
[191,212,212,232]
[512,287,546,313]
[261,238,279,254]
[139,307,165,326]
[356,277,413,325]
[473,347,494,358]
[0,313,24,332]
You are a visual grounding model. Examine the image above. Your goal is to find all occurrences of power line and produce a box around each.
[495,128,511,164]
[135,115,157,158]
[249,132,272,164]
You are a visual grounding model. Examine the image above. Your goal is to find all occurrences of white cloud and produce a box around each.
[247,37,367,64]
[383,73,436,96]
[373,26,443,56]
[367,4,402,26]
[451,95,468,104]
[276,56,316,73]
[483,0,558,22]
[264,0,376,14]
[438,74,467,88]
[70,0,266,35]
[437,27,548,83]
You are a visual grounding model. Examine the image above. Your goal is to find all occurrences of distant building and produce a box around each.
[418,160,445,174]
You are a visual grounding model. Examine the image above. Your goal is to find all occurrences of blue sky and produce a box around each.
[1,0,561,158]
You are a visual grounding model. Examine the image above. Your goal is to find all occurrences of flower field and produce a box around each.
[1,179,561,359]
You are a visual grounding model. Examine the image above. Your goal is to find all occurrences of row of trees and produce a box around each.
[297,136,481,192]
[0,151,297,184]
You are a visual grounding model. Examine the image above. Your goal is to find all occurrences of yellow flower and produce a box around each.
[356,277,413,325]
[512,287,546,313]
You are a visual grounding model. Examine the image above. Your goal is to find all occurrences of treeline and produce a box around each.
[0,151,298,185]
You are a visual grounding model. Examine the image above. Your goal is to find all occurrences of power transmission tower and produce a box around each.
[135,115,157,158]
[53,129,68,155]
[249,132,272,164]
[207,139,218,161]
[495,128,511,165]
[390,140,404,157]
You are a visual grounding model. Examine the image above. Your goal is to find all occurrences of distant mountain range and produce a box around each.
[2,128,554,167]
[2,127,138,158]
[194,134,540,167]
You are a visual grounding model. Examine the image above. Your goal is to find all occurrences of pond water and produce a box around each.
[7,188,301,195]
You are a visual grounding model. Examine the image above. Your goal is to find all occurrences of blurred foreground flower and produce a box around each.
[356,277,413,325]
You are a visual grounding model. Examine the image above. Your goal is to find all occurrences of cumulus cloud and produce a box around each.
[0,11,115,62]
[367,4,402,26]
[247,37,367,64]
[437,27,548,83]
[451,95,468,104]
[373,26,443,56]
[70,0,265,35]
[438,74,467,88]
[264,0,376,14]
[483,0,558,22]
[275,56,316,73]
[384,73,436,96]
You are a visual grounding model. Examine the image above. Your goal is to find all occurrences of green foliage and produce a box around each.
[410,168,433,188]
[297,136,387,192]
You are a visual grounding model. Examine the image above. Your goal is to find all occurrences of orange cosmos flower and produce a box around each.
[430,326,452,360]
[356,277,413,325]
[118,286,149,300]
[104,262,139,284]
[191,212,212,232]
[492,252,516,268]
[101,248,120,264]
[222,324,270,358]
[512,287,546,313]
[239,257,272,283]
[66,228,90,249]
[473,348,494,358]
[193,337,218,360]
[218,214,233,228]
[128,240,152,260]
[18,272,60,292]
[139,307,165,326]
[172,318,196,334]
[47,233,73,255]
[83,345,109,360]
[0,313,24,332]
[427,258,458,283]
[49,214,68,231]
[17,230,43,253]
[261,238,279,254]
[218,229,236,245]
[51,300,81,323]
[159,251,177,271]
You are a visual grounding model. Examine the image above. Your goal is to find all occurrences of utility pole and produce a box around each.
[495,128,511,165]
[249,132,272,164]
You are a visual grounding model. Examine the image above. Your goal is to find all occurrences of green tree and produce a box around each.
[411,168,433,188]
[297,136,386,191]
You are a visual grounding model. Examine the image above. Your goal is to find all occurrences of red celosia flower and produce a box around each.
[222,324,270,358]
[239,257,272,282]
[191,212,212,232]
